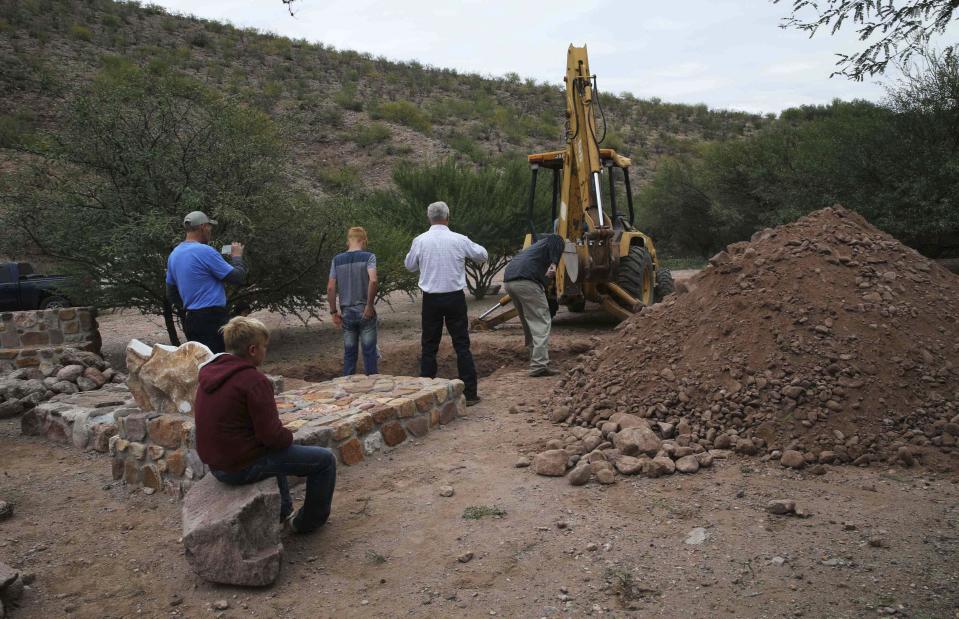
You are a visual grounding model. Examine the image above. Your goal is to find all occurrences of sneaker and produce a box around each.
[282,511,300,534]
[465,395,481,407]
[529,367,559,377]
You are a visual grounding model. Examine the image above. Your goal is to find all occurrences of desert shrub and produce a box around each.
[315,165,360,194]
[370,100,431,133]
[188,30,211,48]
[0,111,36,148]
[333,84,363,111]
[69,24,93,41]
[351,123,391,146]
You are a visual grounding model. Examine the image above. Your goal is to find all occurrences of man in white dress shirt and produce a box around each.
[404,201,488,405]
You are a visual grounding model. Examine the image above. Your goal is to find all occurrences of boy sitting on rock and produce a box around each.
[194,316,336,533]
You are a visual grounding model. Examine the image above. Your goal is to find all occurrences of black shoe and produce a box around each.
[465,395,481,407]
[529,367,559,377]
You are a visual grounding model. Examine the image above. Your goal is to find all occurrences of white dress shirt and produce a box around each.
[404,224,489,293]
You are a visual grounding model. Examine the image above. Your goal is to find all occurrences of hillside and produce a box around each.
[0,0,766,198]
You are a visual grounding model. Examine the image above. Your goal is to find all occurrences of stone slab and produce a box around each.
[182,475,282,587]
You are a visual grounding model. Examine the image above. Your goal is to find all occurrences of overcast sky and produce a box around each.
[149,0,957,114]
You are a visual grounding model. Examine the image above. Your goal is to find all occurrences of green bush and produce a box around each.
[101,14,121,29]
[351,123,391,147]
[370,100,431,133]
[0,111,35,148]
[333,85,363,111]
[315,165,360,193]
[69,24,93,42]
[367,157,552,298]
[188,31,211,48]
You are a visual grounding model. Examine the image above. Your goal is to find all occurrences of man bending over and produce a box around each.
[194,316,336,533]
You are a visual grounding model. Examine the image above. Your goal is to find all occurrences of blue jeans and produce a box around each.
[342,306,378,375]
[211,445,337,534]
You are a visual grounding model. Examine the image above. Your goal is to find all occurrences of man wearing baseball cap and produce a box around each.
[165,211,247,353]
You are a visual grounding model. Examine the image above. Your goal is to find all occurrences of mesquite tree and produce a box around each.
[380,158,551,300]
[0,60,335,344]
[775,0,957,79]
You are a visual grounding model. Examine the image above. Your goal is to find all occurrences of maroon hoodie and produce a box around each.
[195,354,292,473]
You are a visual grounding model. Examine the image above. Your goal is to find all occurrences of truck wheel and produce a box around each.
[654,267,675,303]
[618,246,654,306]
[40,296,69,310]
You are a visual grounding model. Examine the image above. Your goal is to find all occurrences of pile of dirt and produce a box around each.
[541,206,959,482]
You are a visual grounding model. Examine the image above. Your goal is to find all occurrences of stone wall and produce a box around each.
[110,374,466,496]
[0,308,101,372]
[21,384,134,452]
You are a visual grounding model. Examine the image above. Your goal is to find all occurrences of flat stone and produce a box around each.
[613,424,661,457]
[675,454,700,474]
[567,464,591,485]
[613,455,646,475]
[182,475,282,586]
[380,420,407,446]
[684,527,708,545]
[338,438,364,465]
[533,449,569,476]
[767,500,797,515]
[56,364,84,382]
[780,450,806,469]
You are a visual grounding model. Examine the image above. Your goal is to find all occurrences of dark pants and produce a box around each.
[420,290,477,398]
[212,445,337,533]
[184,307,228,353]
[341,306,378,376]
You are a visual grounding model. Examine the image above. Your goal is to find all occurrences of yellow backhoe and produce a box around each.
[473,44,673,330]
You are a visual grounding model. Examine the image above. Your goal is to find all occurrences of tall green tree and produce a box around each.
[637,52,959,258]
[0,59,335,344]
[375,158,551,299]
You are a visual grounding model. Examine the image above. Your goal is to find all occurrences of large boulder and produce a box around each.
[182,475,283,587]
[126,339,212,415]
[612,423,662,457]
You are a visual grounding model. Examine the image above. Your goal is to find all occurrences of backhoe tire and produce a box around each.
[567,298,586,313]
[654,267,675,303]
[616,247,656,305]
[618,246,654,306]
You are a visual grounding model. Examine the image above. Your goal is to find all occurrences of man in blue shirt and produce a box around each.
[166,211,247,353]
[326,227,378,375]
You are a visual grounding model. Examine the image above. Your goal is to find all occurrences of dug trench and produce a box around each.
[272,336,594,384]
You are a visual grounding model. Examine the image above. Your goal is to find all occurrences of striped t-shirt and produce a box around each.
[329,250,377,309]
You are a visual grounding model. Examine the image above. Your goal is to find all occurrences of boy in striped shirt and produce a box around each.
[327,227,379,375]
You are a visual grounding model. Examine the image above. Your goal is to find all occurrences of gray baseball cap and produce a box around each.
[183,211,217,227]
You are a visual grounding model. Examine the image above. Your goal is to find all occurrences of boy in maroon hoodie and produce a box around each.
[195,317,336,533]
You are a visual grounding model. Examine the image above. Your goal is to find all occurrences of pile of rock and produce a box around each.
[0,348,126,420]
[533,412,722,484]
[539,206,959,481]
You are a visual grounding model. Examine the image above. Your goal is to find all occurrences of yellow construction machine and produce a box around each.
[473,44,673,330]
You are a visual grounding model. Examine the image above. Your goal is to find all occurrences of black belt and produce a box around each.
[422,290,464,297]
[186,306,227,315]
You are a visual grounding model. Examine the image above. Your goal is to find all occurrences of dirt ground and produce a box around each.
[2,274,958,618]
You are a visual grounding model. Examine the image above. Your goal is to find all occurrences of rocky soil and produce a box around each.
[542,207,959,484]
[1,362,958,618]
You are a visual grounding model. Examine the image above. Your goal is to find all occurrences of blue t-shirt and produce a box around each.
[166,242,234,310]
